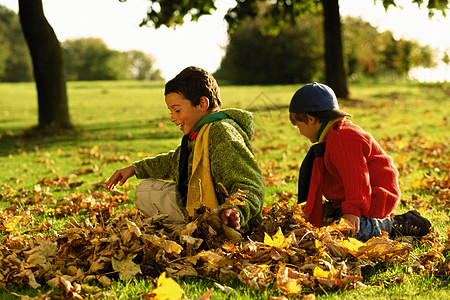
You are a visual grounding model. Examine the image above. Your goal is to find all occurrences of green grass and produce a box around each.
[0,80,449,299]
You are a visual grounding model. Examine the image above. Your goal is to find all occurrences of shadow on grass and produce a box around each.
[1,97,303,157]
[0,119,180,157]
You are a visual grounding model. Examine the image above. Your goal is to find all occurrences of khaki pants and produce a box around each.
[135,179,185,223]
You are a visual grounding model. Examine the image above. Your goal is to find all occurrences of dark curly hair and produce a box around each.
[164,66,222,110]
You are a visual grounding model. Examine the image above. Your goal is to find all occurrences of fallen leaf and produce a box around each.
[150,272,184,300]
[196,287,214,300]
[264,228,292,249]
[111,254,142,281]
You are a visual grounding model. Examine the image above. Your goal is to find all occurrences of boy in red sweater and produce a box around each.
[289,82,431,241]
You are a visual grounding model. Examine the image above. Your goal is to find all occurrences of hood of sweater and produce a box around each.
[221,108,255,140]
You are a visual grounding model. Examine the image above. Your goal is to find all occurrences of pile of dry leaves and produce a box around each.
[2,192,449,299]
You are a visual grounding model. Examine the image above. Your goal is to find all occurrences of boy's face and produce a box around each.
[165,92,209,135]
[294,116,321,143]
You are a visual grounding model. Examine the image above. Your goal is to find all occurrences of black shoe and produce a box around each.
[392,210,431,237]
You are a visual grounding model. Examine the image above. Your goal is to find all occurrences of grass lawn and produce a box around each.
[0,80,449,299]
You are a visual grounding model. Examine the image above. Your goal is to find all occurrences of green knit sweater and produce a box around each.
[132,108,265,229]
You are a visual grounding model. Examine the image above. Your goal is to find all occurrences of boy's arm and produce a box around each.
[341,213,360,236]
[106,165,136,191]
[209,126,265,229]
[133,147,180,181]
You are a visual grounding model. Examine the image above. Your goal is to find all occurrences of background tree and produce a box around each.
[322,0,348,98]
[215,13,324,84]
[63,38,127,81]
[123,50,163,81]
[343,17,380,79]
[18,0,71,130]
[216,14,434,84]
[13,0,449,132]
[62,38,163,81]
[343,17,434,81]
[133,0,449,98]
[0,5,32,82]
[443,52,450,66]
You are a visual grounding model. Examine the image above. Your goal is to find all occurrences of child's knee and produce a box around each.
[135,179,184,223]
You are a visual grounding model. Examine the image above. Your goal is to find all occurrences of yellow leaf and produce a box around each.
[3,216,23,232]
[315,239,323,249]
[257,264,271,272]
[285,280,302,294]
[152,272,184,300]
[225,197,246,206]
[264,228,291,249]
[313,266,330,279]
[90,145,99,153]
[339,238,365,256]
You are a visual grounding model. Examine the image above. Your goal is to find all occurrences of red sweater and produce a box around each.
[322,119,400,218]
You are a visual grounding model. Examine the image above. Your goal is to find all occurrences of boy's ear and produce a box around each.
[199,96,210,112]
[306,114,319,124]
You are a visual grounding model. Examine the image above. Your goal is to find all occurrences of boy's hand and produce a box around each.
[105,166,136,191]
[220,208,241,230]
[341,213,360,236]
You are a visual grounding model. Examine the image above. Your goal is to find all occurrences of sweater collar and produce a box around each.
[317,117,345,143]
[188,111,228,140]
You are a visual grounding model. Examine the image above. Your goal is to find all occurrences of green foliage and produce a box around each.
[443,52,450,65]
[63,38,124,81]
[62,38,163,81]
[217,13,438,84]
[129,0,448,93]
[123,50,164,80]
[384,0,449,16]
[223,0,450,32]
[343,17,380,78]
[0,5,33,82]
[343,17,436,81]
[225,0,320,33]
[215,13,324,84]
[123,0,217,28]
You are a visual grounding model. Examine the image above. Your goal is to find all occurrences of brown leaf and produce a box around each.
[111,254,142,281]
[88,256,111,273]
[10,290,52,299]
[14,269,41,289]
[24,240,57,267]
[97,275,112,287]
[222,224,243,241]
[196,287,214,300]
[166,262,199,277]
[276,265,303,296]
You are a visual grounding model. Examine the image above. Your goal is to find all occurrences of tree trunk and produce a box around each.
[18,0,72,130]
[321,0,349,99]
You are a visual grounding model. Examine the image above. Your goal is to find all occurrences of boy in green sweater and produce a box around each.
[106,66,265,231]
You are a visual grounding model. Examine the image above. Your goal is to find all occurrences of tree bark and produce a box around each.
[321,0,349,99]
[18,0,72,130]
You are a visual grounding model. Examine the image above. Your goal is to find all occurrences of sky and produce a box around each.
[3,0,450,81]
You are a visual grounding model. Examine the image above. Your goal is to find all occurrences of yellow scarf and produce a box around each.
[186,123,219,216]
[318,117,345,143]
